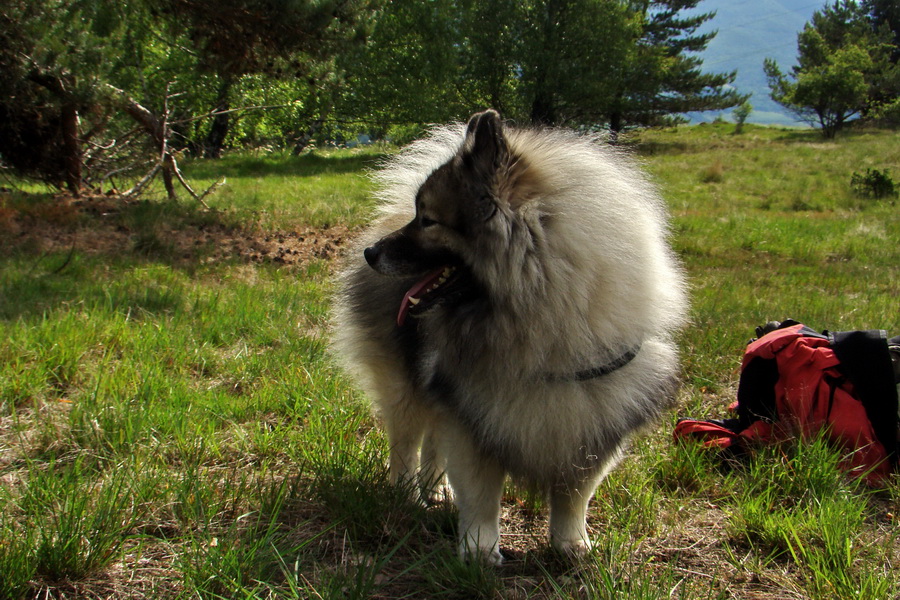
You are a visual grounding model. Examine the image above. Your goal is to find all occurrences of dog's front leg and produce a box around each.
[443,427,505,565]
[549,449,623,556]
[548,482,596,556]
[418,425,449,504]
[381,397,428,489]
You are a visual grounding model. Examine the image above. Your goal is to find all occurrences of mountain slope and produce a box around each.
[685,0,828,125]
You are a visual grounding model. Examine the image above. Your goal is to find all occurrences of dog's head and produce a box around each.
[364,110,512,326]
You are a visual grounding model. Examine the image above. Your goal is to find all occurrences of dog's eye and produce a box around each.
[421,216,438,228]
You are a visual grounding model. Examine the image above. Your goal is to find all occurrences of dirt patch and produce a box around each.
[0,193,353,269]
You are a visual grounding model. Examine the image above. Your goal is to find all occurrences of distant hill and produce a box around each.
[683,0,829,126]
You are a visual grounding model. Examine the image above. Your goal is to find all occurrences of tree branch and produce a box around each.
[104,83,222,206]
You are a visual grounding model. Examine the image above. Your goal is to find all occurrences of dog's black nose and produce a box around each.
[363,246,380,266]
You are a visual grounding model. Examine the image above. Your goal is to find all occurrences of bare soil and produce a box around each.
[0,193,351,268]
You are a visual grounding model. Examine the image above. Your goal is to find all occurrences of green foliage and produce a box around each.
[6,0,900,201]
[336,0,467,126]
[765,0,900,138]
[518,0,637,125]
[150,0,374,157]
[0,0,375,186]
[732,100,753,133]
[602,0,747,131]
[851,167,898,198]
[340,0,743,130]
[150,0,372,77]
[0,0,129,188]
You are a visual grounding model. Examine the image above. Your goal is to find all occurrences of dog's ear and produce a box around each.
[463,110,507,176]
[462,110,506,222]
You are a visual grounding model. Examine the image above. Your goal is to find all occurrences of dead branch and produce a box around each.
[122,163,162,198]
[172,101,303,126]
[104,83,223,207]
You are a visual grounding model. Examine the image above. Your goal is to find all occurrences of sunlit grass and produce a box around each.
[0,126,897,598]
[182,147,386,229]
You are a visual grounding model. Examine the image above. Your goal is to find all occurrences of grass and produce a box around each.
[0,126,898,599]
[181,147,385,229]
[633,123,899,401]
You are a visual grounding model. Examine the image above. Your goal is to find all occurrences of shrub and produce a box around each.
[733,100,753,134]
[700,159,725,183]
[851,168,897,199]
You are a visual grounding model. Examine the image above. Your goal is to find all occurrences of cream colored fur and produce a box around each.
[332,112,688,564]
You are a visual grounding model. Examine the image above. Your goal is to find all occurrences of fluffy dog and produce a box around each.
[333,110,687,563]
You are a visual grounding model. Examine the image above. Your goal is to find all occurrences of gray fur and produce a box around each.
[332,110,688,563]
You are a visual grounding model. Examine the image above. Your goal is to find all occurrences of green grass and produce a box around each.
[181,147,385,229]
[0,127,898,599]
[633,123,899,403]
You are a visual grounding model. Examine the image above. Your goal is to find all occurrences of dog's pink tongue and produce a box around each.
[397,267,447,327]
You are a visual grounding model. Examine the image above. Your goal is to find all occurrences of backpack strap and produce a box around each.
[673,418,741,449]
[829,329,899,465]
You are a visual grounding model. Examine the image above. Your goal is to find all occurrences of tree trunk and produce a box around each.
[204,78,232,159]
[530,94,555,126]
[608,111,625,144]
[27,69,82,195]
[292,118,325,155]
[60,102,82,197]
[818,108,841,139]
[608,111,622,135]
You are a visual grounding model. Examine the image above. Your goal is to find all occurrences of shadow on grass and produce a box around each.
[183,151,388,180]
[0,197,224,321]
[0,254,187,321]
[772,126,879,144]
[632,139,691,156]
[0,188,351,321]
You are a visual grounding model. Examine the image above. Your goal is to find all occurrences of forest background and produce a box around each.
[2,0,897,198]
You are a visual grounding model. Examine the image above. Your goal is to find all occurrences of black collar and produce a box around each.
[544,345,640,383]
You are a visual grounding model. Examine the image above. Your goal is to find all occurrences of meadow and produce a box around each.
[0,123,897,599]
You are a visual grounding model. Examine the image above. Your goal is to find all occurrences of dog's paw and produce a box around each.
[553,537,594,558]
[420,483,453,506]
[458,542,504,566]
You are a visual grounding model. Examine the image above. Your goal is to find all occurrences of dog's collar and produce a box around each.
[544,345,640,383]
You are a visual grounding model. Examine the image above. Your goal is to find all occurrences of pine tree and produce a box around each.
[0,0,139,195]
[603,0,747,132]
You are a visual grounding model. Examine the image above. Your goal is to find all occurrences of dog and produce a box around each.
[332,110,688,564]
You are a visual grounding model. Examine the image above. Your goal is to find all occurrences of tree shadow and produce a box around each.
[0,252,187,321]
[632,139,691,156]
[183,151,387,180]
[0,193,350,321]
[772,126,878,144]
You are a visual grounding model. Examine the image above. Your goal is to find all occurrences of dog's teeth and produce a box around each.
[409,297,421,305]
[438,277,447,284]
[443,268,452,277]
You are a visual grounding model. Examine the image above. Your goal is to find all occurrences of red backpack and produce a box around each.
[675,320,900,485]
